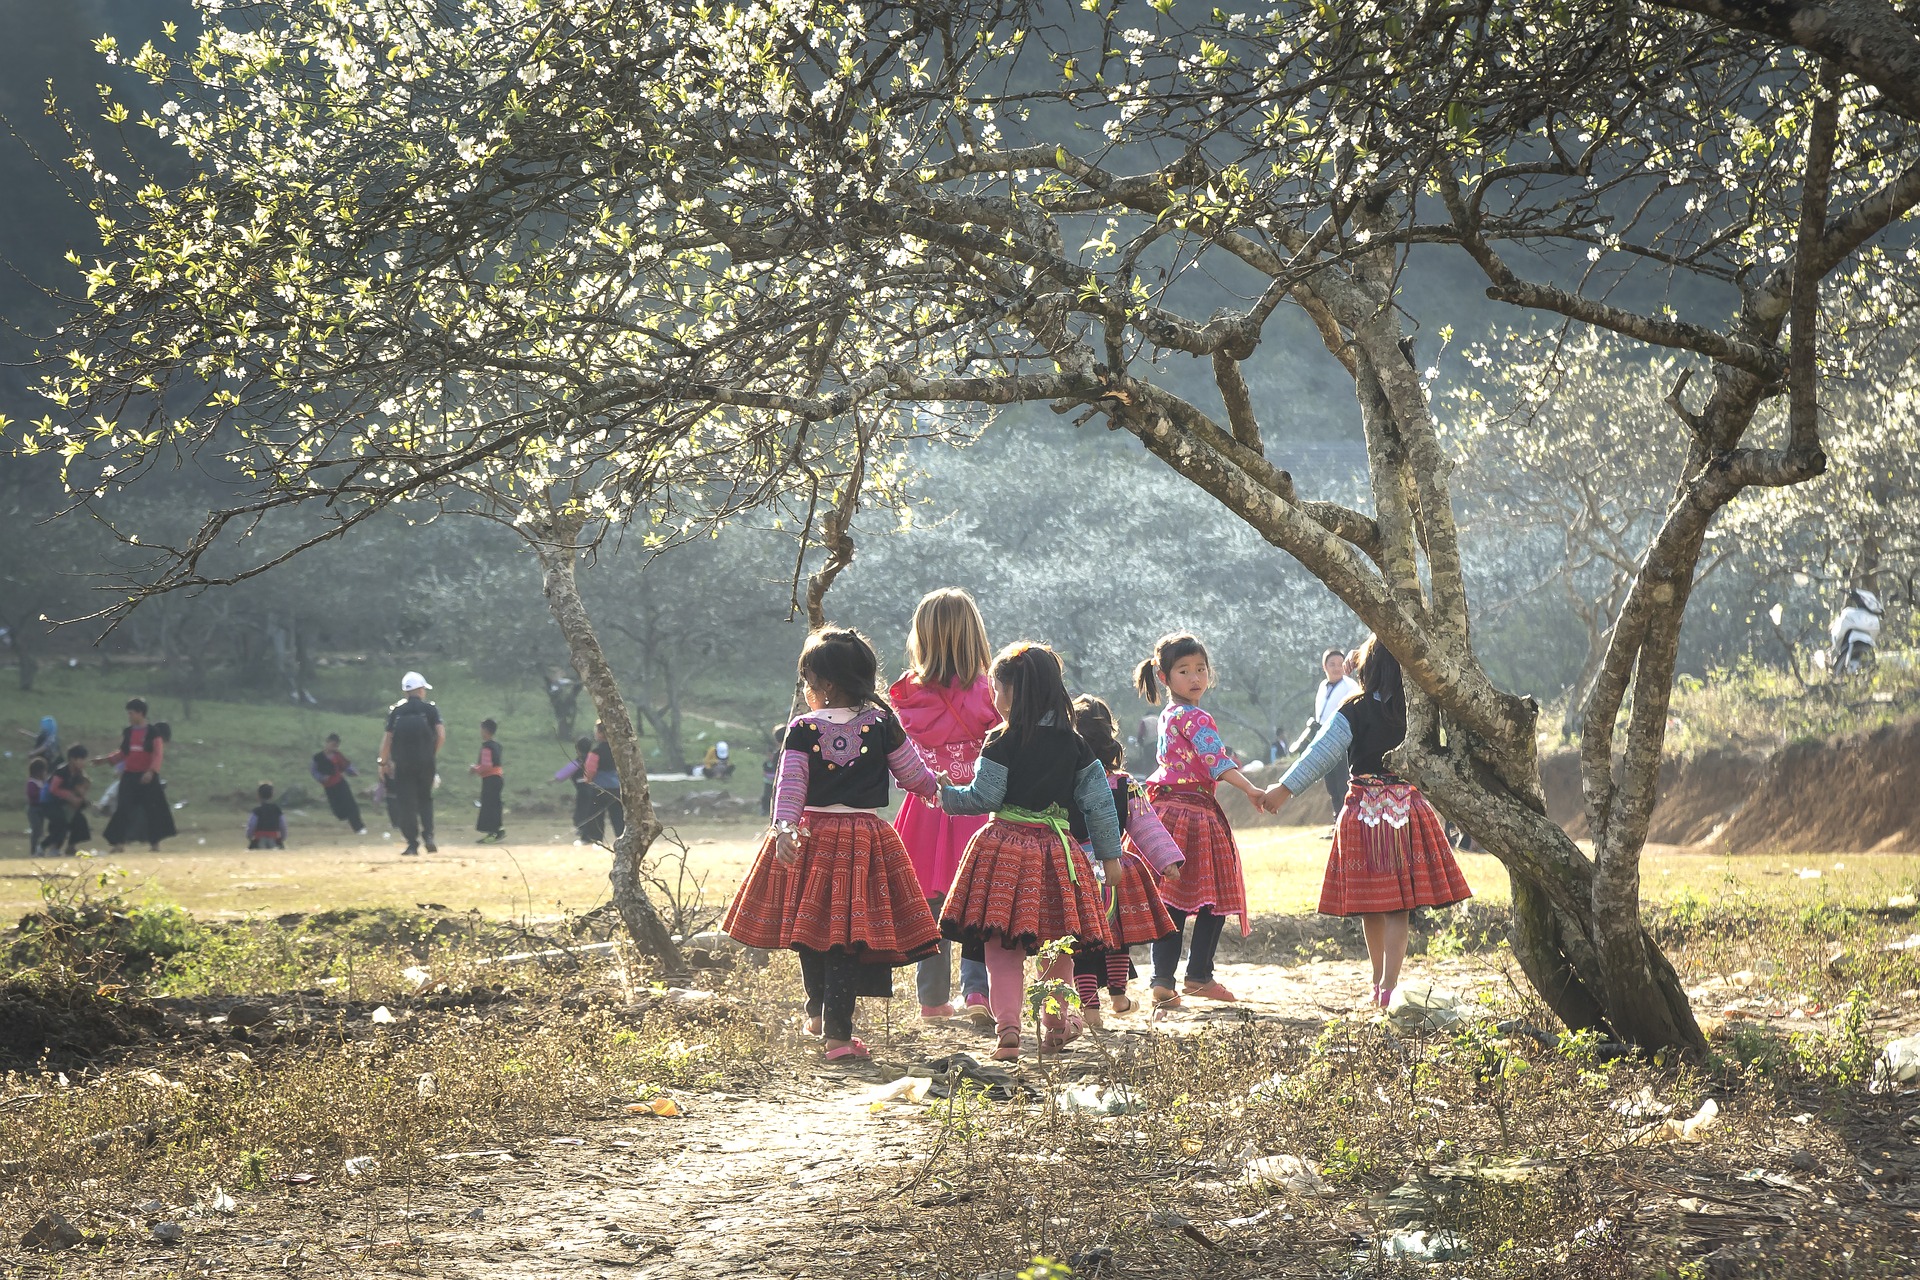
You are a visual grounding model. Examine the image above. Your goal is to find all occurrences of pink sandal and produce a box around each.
[1039,1012,1085,1054]
[823,1038,871,1062]
[991,1029,1022,1062]
[1183,980,1239,1003]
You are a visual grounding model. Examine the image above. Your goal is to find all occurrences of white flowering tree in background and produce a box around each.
[27,0,1920,1050]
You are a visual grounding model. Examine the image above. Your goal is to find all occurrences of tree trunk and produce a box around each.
[530,515,687,980]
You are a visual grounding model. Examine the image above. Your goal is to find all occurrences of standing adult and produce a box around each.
[103,699,177,853]
[378,672,445,857]
[1292,649,1360,811]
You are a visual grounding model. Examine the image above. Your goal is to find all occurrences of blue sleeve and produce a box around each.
[1073,760,1124,861]
[1278,714,1353,793]
[940,755,1007,815]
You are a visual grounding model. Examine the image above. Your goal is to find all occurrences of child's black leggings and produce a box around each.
[1150,907,1227,989]
[797,947,860,1042]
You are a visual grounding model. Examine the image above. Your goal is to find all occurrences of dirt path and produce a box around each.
[389,956,1497,1278]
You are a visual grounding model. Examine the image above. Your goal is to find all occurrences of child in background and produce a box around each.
[1069,695,1183,1024]
[311,733,366,835]
[938,644,1125,1061]
[42,745,92,855]
[247,782,289,850]
[472,719,506,843]
[1135,632,1265,1009]
[889,587,1000,1023]
[722,627,943,1062]
[555,736,602,844]
[25,759,50,851]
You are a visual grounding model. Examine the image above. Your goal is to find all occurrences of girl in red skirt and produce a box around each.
[888,588,999,1023]
[1068,696,1182,1025]
[1265,636,1472,1008]
[1136,633,1268,1009]
[722,627,944,1062]
[938,644,1126,1061]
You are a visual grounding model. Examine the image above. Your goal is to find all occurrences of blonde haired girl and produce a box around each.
[890,588,1000,1022]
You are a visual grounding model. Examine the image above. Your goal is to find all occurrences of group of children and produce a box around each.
[23,700,182,856]
[722,587,1474,1062]
[23,700,515,855]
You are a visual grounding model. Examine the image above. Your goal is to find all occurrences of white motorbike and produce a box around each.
[1826,589,1883,677]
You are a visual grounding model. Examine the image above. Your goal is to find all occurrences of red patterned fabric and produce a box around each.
[1148,786,1251,934]
[892,794,989,898]
[722,812,941,965]
[1101,849,1176,948]
[1319,777,1473,917]
[940,819,1113,956]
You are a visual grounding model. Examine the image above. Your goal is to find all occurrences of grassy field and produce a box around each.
[8,812,1918,933]
[0,661,771,850]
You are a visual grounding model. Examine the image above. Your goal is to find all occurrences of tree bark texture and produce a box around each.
[531,514,688,980]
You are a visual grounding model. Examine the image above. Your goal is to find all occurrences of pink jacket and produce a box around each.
[887,673,999,784]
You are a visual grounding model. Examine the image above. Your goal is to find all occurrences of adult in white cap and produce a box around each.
[378,671,445,856]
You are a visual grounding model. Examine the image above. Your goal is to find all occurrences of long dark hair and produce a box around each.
[1133,632,1210,705]
[1071,694,1124,771]
[1349,635,1408,743]
[799,626,884,710]
[989,643,1073,745]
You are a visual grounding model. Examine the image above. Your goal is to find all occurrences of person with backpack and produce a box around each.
[377,671,445,857]
[102,698,177,853]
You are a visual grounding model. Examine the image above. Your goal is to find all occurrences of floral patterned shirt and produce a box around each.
[1146,703,1238,790]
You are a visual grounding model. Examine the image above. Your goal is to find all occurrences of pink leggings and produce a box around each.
[983,943,1073,1033]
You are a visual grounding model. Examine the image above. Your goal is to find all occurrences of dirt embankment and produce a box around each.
[1238,716,1920,855]
[1550,719,1920,854]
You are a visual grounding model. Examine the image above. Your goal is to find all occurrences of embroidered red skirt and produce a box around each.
[1147,786,1251,935]
[940,819,1113,955]
[1100,848,1176,948]
[723,811,941,965]
[1320,777,1473,917]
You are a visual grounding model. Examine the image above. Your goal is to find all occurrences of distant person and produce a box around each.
[378,671,445,857]
[310,733,366,835]
[102,698,176,853]
[471,718,505,844]
[554,735,602,844]
[247,782,289,850]
[759,722,784,816]
[20,716,59,767]
[25,758,51,851]
[1293,648,1361,812]
[42,744,92,855]
[700,739,733,781]
[583,722,624,839]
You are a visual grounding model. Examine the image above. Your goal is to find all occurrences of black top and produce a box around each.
[478,741,503,769]
[50,761,88,800]
[785,708,907,809]
[252,803,284,829]
[1339,692,1408,778]
[385,698,443,733]
[1068,769,1135,843]
[981,724,1096,818]
[385,698,442,772]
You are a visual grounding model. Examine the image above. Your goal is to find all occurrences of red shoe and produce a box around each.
[1151,985,1184,1010]
[823,1038,871,1062]
[991,1029,1022,1062]
[1183,980,1239,1002]
[919,1003,957,1020]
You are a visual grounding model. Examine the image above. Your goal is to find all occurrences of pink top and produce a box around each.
[1145,703,1237,790]
[888,672,999,785]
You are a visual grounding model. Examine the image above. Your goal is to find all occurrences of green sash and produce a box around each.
[998,803,1079,885]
